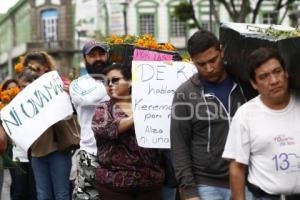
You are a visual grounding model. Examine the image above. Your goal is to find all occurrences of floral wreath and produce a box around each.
[106,34,176,51]
[0,57,24,110]
[0,86,20,110]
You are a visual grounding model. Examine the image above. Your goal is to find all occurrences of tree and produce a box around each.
[174,0,297,30]
[173,1,202,29]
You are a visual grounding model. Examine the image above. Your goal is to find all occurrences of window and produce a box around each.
[201,21,216,33]
[170,16,186,37]
[139,14,155,35]
[41,9,58,41]
[262,12,277,24]
[36,0,46,6]
[197,0,217,34]
[51,0,60,5]
[136,0,158,37]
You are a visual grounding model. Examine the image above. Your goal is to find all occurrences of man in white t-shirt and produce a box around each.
[223,48,300,200]
[70,40,109,200]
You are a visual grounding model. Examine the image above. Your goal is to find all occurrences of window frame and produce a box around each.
[41,9,59,42]
[135,0,158,37]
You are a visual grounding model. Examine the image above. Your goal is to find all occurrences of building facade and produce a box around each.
[0,0,76,81]
[99,0,300,48]
[1,0,300,81]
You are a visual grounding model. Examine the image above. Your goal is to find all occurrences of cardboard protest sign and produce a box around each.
[132,61,196,148]
[0,71,74,151]
[109,44,182,67]
[133,48,174,61]
[220,22,300,98]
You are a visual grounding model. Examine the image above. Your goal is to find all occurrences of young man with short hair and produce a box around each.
[171,30,247,200]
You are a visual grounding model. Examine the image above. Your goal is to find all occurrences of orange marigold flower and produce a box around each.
[143,34,154,41]
[111,34,118,40]
[161,43,176,51]
[9,87,20,97]
[114,38,124,44]
[1,90,11,97]
[135,39,145,47]
[1,94,11,103]
[15,63,24,73]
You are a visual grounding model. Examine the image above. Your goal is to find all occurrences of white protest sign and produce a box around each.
[132,61,196,148]
[1,71,74,151]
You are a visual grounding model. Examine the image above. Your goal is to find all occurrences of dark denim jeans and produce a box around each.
[10,162,36,200]
[161,186,177,200]
[31,151,71,200]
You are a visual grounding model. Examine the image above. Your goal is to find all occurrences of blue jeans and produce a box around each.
[197,184,254,200]
[197,184,231,200]
[161,186,177,200]
[31,151,71,200]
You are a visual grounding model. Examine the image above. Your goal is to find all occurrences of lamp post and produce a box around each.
[121,1,129,35]
[209,0,213,32]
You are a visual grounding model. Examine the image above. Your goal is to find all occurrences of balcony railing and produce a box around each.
[27,40,76,52]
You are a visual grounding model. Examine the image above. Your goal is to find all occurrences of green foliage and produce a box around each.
[179,51,191,61]
[95,30,105,40]
[247,25,300,40]
[174,2,194,22]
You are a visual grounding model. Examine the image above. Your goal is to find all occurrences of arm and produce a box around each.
[223,108,251,200]
[229,160,247,200]
[170,91,199,199]
[69,78,107,108]
[186,198,200,200]
[118,116,134,133]
[92,104,119,140]
[92,103,133,140]
[0,125,7,154]
[61,76,70,94]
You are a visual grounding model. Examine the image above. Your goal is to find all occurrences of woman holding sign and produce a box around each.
[21,51,72,200]
[92,63,165,200]
[0,77,37,200]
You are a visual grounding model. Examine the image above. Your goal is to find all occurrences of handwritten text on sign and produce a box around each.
[0,71,74,151]
[132,61,196,148]
[133,48,173,61]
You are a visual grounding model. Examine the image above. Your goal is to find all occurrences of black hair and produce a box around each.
[102,63,131,80]
[246,48,286,82]
[23,51,56,71]
[187,29,220,58]
[1,79,19,91]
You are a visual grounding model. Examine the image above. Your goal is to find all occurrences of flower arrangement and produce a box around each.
[14,56,24,74]
[106,34,176,51]
[0,86,20,110]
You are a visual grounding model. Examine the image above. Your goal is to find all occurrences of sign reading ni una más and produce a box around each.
[1,71,74,151]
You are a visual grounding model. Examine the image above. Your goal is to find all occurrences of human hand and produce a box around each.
[186,197,201,200]
[61,76,70,94]
[0,125,7,154]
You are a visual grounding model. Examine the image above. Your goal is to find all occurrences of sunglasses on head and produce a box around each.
[104,77,124,86]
